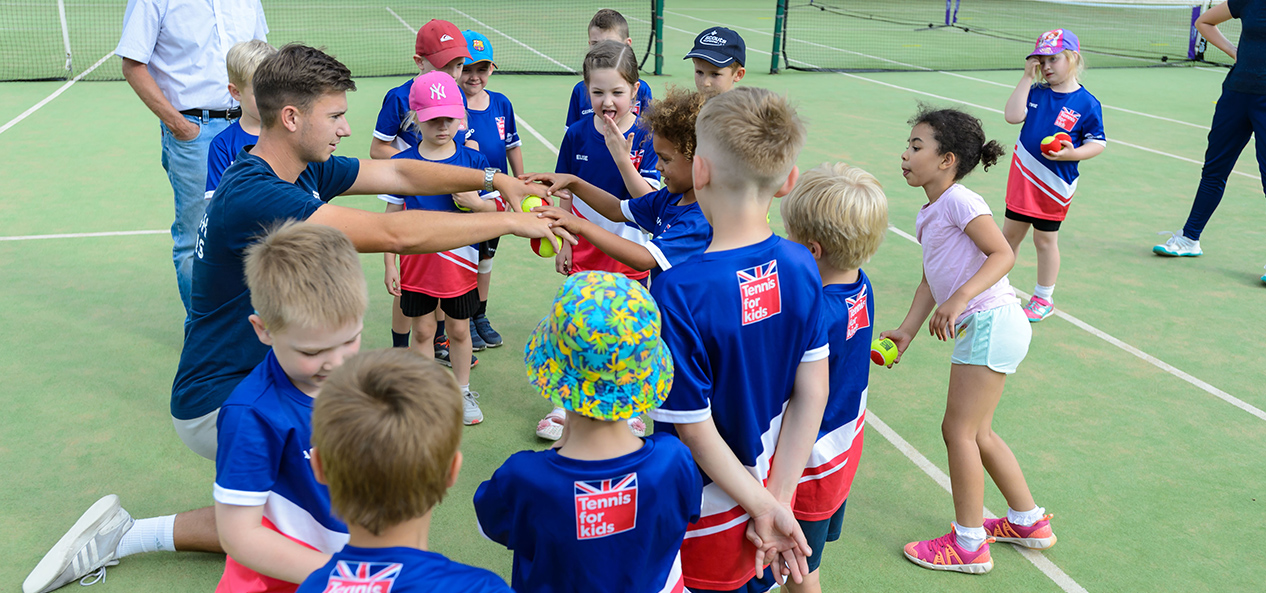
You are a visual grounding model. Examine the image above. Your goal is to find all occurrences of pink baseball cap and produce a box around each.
[416,19,470,69]
[1028,28,1079,58]
[409,71,465,122]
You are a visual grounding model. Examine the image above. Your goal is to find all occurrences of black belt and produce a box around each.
[180,107,241,119]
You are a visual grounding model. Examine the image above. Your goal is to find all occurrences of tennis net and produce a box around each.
[1,0,661,82]
[772,0,1242,72]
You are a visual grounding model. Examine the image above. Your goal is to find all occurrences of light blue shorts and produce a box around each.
[951,303,1031,374]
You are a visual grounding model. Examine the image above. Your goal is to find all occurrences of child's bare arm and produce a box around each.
[370,138,401,159]
[881,273,937,364]
[382,201,404,296]
[1043,140,1105,162]
[599,114,656,198]
[765,358,829,505]
[507,146,524,178]
[928,216,1014,341]
[536,206,656,271]
[1004,59,1040,124]
[215,502,330,584]
[522,172,629,222]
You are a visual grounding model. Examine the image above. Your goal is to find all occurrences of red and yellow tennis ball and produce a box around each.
[520,195,560,258]
[871,337,898,366]
[1040,132,1072,155]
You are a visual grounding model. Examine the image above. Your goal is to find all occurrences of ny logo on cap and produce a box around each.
[701,30,726,46]
[430,83,446,100]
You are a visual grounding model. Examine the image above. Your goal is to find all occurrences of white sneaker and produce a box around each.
[1153,231,1202,257]
[24,495,134,593]
[463,391,484,425]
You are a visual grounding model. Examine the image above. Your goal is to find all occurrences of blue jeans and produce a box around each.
[161,113,229,315]
[1182,88,1266,241]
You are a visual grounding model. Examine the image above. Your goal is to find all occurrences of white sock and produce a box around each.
[116,515,176,558]
[1033,284,1054,301]
[952,522,988,552]
[1007,505,1046,527]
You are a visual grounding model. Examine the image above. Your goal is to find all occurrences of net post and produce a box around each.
[57,0,72,78]
[654,0,664,76]
[770,0,786,73]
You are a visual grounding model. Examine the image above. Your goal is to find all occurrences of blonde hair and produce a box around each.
[226,39,278,89]
[311,349,463,536]
[781,163,889,271]
[1038,49,1085,87]
[244,221,368,334]
[695,86,805,193]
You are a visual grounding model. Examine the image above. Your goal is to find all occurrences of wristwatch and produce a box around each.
[483,167,496,193]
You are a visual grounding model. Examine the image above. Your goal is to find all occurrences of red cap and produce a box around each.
[416,19,470,70]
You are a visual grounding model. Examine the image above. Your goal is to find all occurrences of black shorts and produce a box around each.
[399,288,480,319]
[1005,208,1062,232]
[479,237,499,260]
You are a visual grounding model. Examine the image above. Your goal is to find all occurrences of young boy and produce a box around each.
[382,71,496,426]
[685,27,746,94]
[213,221,367,593]
[297,349,512,593]
[459,29,522,351]
[373,19,472,359]
[474,271,702,592]
[206,39,277,200]
[779,163,890,593]
[564,8,653,129]
[647,87,829,593]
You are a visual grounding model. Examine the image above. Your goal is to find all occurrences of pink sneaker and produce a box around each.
[1024,296,1054,322]
[984,514,1057,550]
[903,525,994,574]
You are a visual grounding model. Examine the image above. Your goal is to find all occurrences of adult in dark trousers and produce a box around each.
[116,0,268,316]
[1154,0,1266,285]
[21,45,572,593]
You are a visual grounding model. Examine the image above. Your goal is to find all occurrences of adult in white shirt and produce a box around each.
[115,0,268,317]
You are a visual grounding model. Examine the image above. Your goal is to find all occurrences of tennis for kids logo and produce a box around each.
[1054,106,1080,132]
[321,561,401,593]
[574,473,638,540]
[737,260,781,325]
[846,284,870,339]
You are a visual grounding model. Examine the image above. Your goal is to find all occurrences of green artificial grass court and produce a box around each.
[4,1,1265,591]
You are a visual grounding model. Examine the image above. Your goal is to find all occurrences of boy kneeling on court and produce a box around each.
[297,348,512,593]
[212,221,367,593]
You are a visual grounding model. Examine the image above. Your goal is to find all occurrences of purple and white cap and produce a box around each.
[1028,28,1079,58]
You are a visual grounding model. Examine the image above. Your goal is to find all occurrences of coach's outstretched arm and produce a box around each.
[309,161,575,255]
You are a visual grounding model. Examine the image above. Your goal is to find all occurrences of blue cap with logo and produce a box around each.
[1028,28,1079,58]
[684,27,745,67]
[463,29,494,66]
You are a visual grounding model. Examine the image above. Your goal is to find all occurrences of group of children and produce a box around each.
[25,10,1115,593]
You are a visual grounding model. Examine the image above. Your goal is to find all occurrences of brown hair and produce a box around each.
[244,221,367,334]
[695,86,806,192]
[640,86,709,160]
[907,104,1006,181]
[589,8,630,39]
[226,39,278,89]
[253,44,357,128]
[781,162,889,271]
[583,40,639,87]
[311,349,463,536]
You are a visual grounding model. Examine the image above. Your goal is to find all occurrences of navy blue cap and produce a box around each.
[684,27,745,67]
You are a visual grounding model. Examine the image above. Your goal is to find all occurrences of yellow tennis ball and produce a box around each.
[870,337,898,366]
[520,195,559,258]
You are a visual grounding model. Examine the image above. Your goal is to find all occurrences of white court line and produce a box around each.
[515,75,1087,590]
[885,224,1265,422]
[0,51,115,138]
[384,7,415,33]
[514,114,557,156]
[448,8,574,73]
[0,229,167,242]
[866,414,1090,593]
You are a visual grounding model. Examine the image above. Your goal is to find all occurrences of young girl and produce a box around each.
[526,87,713,440]
[882,106,1055,575]
[553,40,661,283]
[1001,28,1106,322]
[381,71,498,427]
[458,29,524,351]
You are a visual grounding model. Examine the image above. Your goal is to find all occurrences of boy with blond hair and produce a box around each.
[646,87,829,593]
[564,8,653,128]
[213,221,368,593]
[684,27,746,94]
[206,39,278,199]
[779,163,889,593]
[298,349,511,593]
[474,271,701,592]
